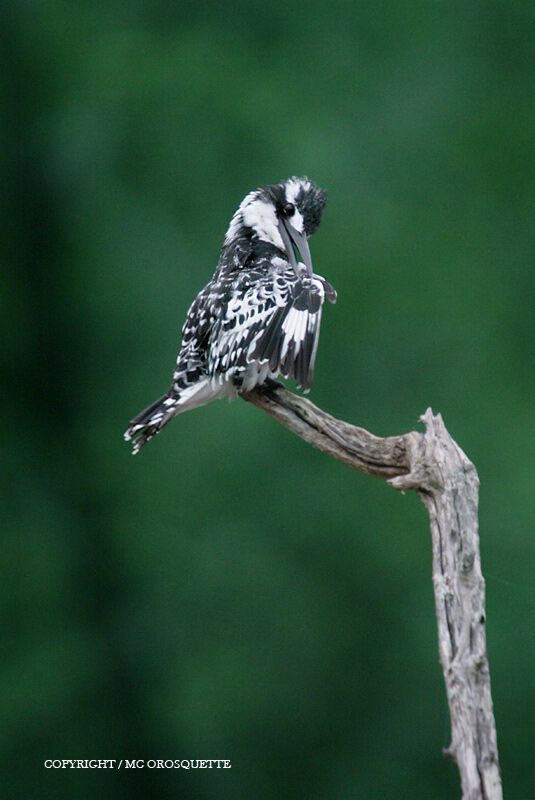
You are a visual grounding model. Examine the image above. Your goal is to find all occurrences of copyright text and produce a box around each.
[44,760,231,769]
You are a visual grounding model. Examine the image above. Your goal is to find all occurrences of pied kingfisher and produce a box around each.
[124,177,336,454]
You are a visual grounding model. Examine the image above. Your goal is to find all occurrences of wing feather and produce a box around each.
[250,276,326,391]
[207,270,333,392]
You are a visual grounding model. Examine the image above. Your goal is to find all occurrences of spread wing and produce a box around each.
[208,270,336,391]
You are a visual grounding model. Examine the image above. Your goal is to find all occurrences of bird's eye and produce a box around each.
[282,202,295,216]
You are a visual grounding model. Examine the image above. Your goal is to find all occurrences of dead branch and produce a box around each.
[243,381,502,800]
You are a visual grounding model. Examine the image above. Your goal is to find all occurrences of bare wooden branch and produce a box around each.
[243,382,502,800]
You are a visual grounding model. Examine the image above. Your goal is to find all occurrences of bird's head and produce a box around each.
[224,177,327,277]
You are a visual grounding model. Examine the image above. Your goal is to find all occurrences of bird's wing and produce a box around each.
[169,282,219,392]
[251,275,327,391]
[209,270,336,391]
[207,272,282,378]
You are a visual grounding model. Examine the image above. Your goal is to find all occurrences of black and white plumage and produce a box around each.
[124,177,336,454]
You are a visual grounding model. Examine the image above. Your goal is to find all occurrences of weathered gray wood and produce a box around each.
[243,382,502,800]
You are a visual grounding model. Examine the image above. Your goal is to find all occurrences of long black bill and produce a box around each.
[278,218,314,278]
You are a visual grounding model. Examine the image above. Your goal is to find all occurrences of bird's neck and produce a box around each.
[218,231,286,275]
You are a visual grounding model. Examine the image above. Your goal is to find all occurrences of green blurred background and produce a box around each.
[3,1,534,797]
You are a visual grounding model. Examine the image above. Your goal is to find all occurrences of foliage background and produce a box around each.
[3,1,534,797]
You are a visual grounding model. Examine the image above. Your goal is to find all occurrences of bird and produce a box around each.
[124,176,337,454]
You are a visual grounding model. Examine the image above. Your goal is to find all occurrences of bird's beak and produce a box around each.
[278,218,314,278]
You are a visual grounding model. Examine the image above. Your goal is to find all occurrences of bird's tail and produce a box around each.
[124,393,179,454]
[124,376,221,454]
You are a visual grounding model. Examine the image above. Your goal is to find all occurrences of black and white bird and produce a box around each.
[124,177,336,454]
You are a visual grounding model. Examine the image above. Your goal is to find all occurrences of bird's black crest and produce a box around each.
[296,182,327,236]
